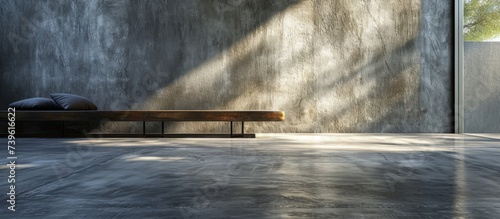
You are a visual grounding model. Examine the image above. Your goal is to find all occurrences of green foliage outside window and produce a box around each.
[464,0,500,41]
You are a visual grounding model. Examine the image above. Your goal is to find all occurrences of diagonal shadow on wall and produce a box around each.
[0,0,301,109]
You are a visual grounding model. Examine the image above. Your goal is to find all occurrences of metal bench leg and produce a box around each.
[230,121,244,138]
[162,121,164,138]
[230,121,233,138]
[143,121,146,137]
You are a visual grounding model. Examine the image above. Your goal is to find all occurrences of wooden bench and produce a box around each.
[2,110,285,138]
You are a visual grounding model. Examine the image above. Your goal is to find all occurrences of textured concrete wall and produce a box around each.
[0,0,453,133]
[464,42,500,133]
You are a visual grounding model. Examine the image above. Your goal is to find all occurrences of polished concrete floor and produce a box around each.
[1,134,499,218]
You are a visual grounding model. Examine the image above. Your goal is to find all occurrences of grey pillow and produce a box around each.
[50,93,98,110]
[9,97,62,110]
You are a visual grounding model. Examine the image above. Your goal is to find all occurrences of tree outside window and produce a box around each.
[464,0,500,41]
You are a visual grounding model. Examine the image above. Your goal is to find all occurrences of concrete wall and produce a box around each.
[0,0,453,133]
[464,42,500,133]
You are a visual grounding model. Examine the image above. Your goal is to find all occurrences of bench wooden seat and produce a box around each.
[2,110,285,138]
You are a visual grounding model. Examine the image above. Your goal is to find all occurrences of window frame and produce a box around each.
[454,0,464,133]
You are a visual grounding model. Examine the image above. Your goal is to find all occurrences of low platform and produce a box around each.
[2,110,284,137]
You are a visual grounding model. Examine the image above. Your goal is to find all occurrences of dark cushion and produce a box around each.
[9,97,62,110]
[49,93,97,110]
